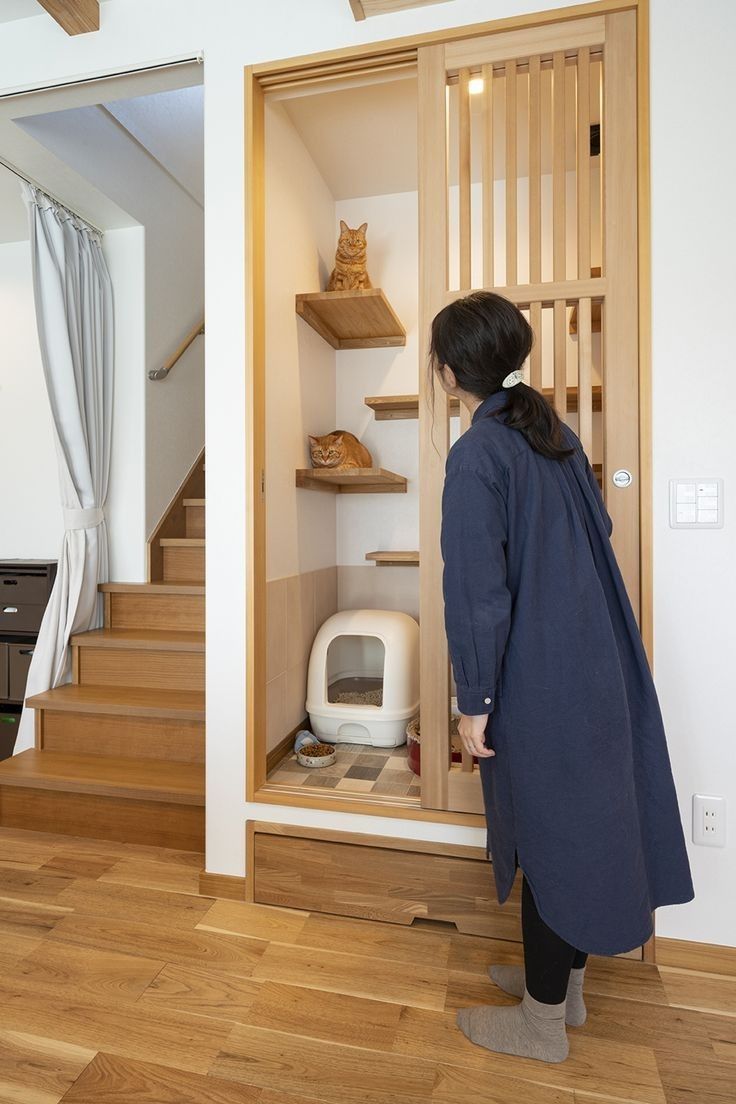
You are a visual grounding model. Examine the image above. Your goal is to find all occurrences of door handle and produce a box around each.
[2,607,18,614]
[19,649,34,657]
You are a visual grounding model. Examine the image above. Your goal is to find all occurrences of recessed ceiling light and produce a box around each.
[468,77,484,95]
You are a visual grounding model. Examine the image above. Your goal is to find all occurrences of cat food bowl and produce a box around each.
[296,743,337,768]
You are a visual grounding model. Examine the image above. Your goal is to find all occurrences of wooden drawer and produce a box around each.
[249,821,522,940]
[8,642,34,702]
[0,603,46,634]
[0,643,7,700]
[0,571,50,605]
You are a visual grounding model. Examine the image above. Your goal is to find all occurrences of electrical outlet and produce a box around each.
[692,794,726,847]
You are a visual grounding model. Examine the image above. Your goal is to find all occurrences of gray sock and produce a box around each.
[456,988,569,1063]
[488,963,587,1027]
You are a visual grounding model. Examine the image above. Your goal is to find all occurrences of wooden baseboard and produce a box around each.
[266,719,308,775]
[199,871,248,901]
[655,936,736,976]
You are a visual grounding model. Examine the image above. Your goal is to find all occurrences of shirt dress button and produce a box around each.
[484,697,491,704]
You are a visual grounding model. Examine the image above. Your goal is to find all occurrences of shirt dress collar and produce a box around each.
[471,390,508,425]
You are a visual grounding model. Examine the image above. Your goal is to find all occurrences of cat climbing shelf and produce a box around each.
[295,467,408,493]
[365,387,602,418]
[295,289,406,350]
[365,551,419,566]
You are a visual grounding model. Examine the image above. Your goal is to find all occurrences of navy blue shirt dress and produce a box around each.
[440,390,694,955]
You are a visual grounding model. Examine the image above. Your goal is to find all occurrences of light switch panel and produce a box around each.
[669,478,724,529]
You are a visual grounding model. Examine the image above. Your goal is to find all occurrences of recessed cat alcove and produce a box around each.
[295,288,406,349]
[306,609,419,748]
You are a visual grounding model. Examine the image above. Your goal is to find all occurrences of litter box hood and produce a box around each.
[306,609,419,748]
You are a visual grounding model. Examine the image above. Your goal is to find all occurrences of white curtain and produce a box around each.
[15,183,114,754]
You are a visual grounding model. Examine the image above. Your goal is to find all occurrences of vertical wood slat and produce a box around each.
[505,57,518,286]
[482,62,494,288]
[552,50,566,281]
[553,299,567,414]
[528,53,542,388]
[577,46,591,278]
[577,297,593,457]
[458,67,472,289]
[418,44,451,811]
[603,10,640,618]
[528,54,542,284]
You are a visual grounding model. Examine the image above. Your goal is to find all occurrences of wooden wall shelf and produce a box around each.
[295,467,407,493]
[365,386,602,418]
[366,551,419,566]
[295,289,406,350]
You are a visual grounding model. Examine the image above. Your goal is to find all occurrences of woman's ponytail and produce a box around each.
[429,291,574,462]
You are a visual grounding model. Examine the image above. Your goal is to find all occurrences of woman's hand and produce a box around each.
[458,713,495,758]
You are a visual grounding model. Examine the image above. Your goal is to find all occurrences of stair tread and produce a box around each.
[70,628,205,652]
[25,683,205,721]
[183,499,205,507]
[0,750,204,805]
[160,538,205,547]
[99,582,205,595]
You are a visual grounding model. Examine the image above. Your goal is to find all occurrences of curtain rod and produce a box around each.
[0,156,104,236]
[0,53,202,101]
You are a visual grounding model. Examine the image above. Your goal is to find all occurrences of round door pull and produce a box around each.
[612,469,633,489]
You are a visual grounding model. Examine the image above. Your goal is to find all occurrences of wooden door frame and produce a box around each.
[243,0,652,828]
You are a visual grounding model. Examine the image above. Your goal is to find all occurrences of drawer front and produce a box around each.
[0,603,45,634]
[0,572,49,605]
[8,643,35,702]
[0,643,7,700]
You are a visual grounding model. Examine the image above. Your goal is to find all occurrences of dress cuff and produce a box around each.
[455,686,495,716]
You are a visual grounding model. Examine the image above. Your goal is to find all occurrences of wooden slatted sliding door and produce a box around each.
[419,11,641,815]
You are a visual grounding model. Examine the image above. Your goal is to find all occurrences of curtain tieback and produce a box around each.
[63,506,104,530]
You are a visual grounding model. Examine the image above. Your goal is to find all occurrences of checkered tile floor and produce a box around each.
[267,741,420,798]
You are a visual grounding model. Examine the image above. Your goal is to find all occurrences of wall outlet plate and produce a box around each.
[692,794,726,847]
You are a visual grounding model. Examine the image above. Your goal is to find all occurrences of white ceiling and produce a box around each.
[105,86,204,206]
[0,0,112,23]
[0,68,202,243]
[281,62,601,201]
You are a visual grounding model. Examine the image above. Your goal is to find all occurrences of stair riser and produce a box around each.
[108,593,204,632]
[0,786,204,851]
[76,647,204,692]
[40,710,204,764]
[185,505,205,538]
[163,546,205,583]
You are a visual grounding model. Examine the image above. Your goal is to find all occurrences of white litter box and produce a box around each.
[306,609,419,747]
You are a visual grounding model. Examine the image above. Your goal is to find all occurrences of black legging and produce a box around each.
[522,875,588,1004]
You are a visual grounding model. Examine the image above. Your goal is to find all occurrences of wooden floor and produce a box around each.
[0,827,732,1104]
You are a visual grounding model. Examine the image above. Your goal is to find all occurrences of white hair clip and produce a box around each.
[501,369,524,388]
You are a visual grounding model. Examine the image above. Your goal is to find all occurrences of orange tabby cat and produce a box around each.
[309,430,373,470]
[327,221,372,291]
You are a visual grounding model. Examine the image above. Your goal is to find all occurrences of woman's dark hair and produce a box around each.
[428,291,573,461]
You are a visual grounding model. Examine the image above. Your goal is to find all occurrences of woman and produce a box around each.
[434,291,694,1064]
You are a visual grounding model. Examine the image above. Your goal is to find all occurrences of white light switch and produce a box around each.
[670,478,724,528]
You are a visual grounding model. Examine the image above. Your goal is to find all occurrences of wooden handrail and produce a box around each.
[149,319,205,381]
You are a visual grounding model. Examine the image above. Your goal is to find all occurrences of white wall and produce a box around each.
[265,100,336,581]
[103,226,147,580]
[649,0,736,947]
[0,240,60,559]
[19,102,204,539]
[0,0,733,948]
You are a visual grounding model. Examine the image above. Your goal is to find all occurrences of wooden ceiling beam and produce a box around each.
[36,0,100,35]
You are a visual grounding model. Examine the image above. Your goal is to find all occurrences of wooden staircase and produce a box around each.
[0,493,205,852]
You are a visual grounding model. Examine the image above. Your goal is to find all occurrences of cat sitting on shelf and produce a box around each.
[309,430,373,470]
[327,221,372,291]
